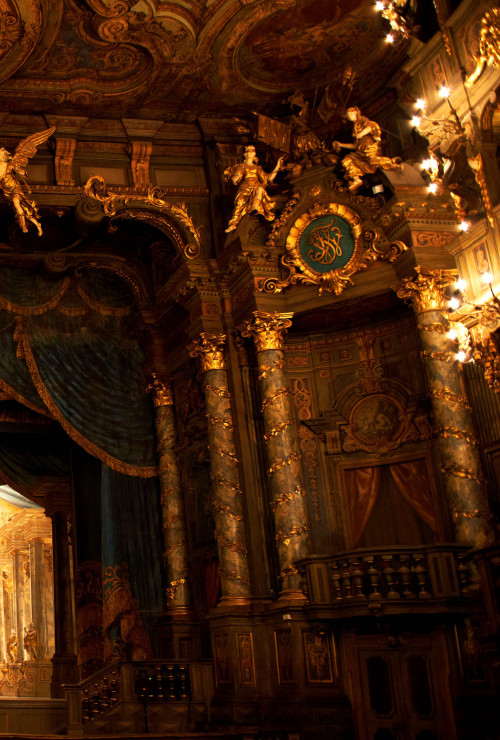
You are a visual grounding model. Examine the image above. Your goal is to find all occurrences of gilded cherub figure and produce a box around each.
[7,630,17,663]
[224,144,284,232]
[0,126,56,236]
[24,622,39,661]
[335,107,402,192]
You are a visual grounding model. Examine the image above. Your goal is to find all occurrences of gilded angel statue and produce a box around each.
[0,126,56,236]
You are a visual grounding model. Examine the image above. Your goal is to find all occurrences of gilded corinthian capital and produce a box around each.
[146,373,174,407]
[189,333,226,371]
[397,267,457,314]
[240,311,294,352]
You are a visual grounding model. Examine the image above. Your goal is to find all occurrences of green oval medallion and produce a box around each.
[299,215,355,273]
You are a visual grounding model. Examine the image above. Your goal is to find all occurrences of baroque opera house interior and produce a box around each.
[0,0,500,738]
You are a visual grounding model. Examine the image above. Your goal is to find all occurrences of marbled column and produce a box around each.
[241,312,311,596]
[13,550,25,662]
[29,538,45,656]
[398,268,495,548]
[189,333,251,603]
[146,373,192,611]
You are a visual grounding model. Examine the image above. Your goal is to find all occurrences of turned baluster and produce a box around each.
[179,666,188,699]
[167,665,175,699]
[109,671,119,704]
[341,559,354,598]
[82,688,90,722]
[351,556,366,599]
[364,555,382,600]
[331,561,343,601]
[100,676,110,709]
[457,557,471,593]
[399,553,414,597]
[382,556,400,599]
[413,554,431,599]
[155,665,164,700]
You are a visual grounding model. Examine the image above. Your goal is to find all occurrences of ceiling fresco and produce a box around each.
[0,0,411,119]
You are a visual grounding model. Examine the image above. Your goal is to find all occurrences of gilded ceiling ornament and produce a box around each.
[224,145,284,232]
[277,202,406,296]
[83,175,201,250]
[189,333,226,372]
[334,107,402,193]
[466,8,500,87]
[397,267,457,313]
[0,126,55,236]
[240,311,293,352]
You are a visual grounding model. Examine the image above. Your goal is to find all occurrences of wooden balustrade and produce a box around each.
[296,544,472,615]
[64,660,192,733]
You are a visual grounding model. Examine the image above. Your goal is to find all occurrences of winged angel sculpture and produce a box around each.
[0,126,55,236]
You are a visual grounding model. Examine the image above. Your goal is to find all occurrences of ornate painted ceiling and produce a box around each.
[0,0,411,119]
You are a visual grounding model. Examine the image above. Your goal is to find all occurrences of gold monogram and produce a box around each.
[306,219,343,265]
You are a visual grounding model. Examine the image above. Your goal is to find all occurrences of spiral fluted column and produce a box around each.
[189,333,251,603]
[241,312,311,597]
[398,268,494,548]
[147,374,192,611]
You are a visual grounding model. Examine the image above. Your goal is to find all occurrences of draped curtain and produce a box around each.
[345,460,438,546]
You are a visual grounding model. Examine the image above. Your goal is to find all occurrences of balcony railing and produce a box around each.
[296,544,472,615]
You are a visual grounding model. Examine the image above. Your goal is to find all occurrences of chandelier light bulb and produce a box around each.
[448,329,458,341]
[459,220,470,232]
[386,33,394,43]
[457,350,466,362]
[411,115,421,127]
[482,271,493,285]
[439,85,450,98]
[415,98,426,110]
[428,182,438,194]
[375,1,385,9]
[455,279,466,291]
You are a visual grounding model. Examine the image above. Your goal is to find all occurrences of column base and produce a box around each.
[155,609,201,660]
[50,653,78,698]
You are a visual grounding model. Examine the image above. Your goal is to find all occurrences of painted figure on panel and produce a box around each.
[0,126,55,236]
[24,622,39,661]
[335,107,402,192]
[224,145,284,232]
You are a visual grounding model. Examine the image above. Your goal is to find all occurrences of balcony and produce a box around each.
[296,544,474,619]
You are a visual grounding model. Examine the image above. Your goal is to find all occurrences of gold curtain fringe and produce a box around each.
[20,328,157,478]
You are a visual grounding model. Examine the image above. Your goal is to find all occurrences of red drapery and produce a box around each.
[345,460,438,546]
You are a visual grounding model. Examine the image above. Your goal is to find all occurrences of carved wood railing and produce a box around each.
[296,544,472,614]
[64,660,213,735]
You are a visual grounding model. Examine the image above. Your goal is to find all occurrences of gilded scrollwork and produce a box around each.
[281,203,406,296]
[83,176,201,250]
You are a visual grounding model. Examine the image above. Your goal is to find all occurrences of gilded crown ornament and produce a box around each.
[0,126,56,236]
[189,333,227,371]
[240,311,293,352]
[397,267,458,313]
[466,8,500,87]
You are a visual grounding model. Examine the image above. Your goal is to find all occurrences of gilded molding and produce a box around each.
[215,531,248,557]
[268,451,301,476]
[270,486,305,512]
[207,444,238,462]
[146,373,174,407]
[261,386,289,411]
[263,419,294,442]
[83,176,201,250]
[189,333,226,372]
[211,473,242,495]
[421,350,456,362]
[436,426,477,444]
[211,501,244,521]
[275,525,310,547]
[430,388,471,409]
[240,311,293,352]
[397,267,457,313]
[258,360,286,380]
[440,464,484,486]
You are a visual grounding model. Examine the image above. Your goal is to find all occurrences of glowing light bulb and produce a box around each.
[415,98,426,110]
[421,159,431,169]
[439,85,450,98]
[411,115,421,127]
[482,271,493,285]
[428,183,438,194]
[375,1,385,9]
[459,221,470,232]
[457,351,466,362]
[448,329,458,341]
[449,297,460,310]
[386,33,394,43]
[455,279,466,291]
